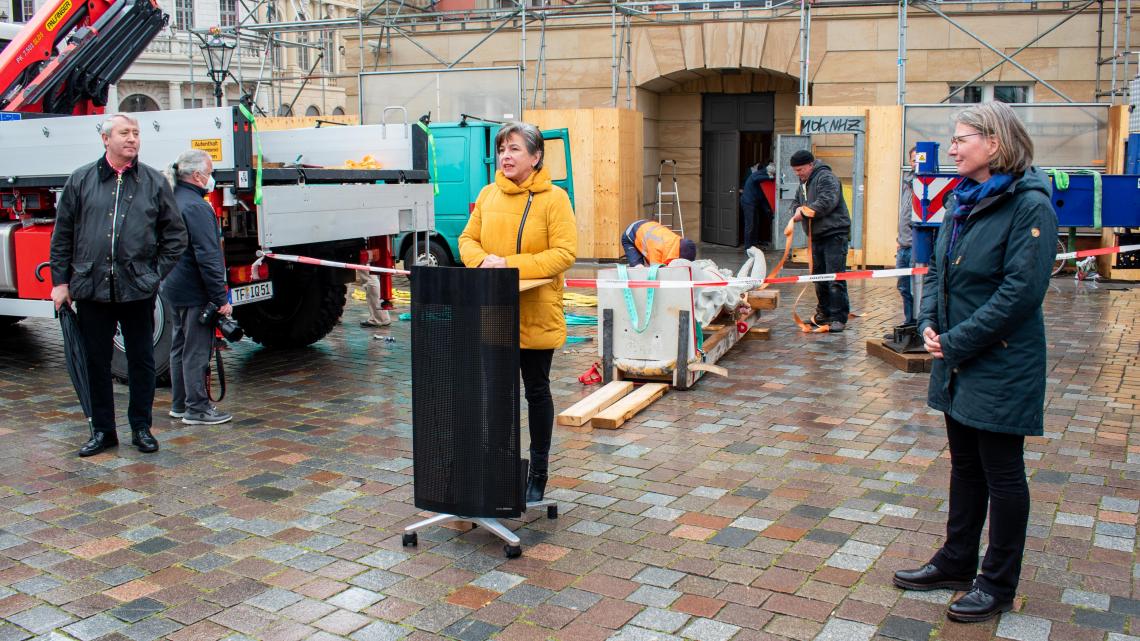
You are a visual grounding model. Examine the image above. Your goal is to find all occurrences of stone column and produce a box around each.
[168,81,183,111]
[106,84,119,112]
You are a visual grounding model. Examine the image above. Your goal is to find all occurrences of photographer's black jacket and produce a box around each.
[160,182,228,309]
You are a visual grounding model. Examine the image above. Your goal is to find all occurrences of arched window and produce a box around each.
[277,104,294,116]
[305,105,320,117]
[120,94,160,112]
[332,106,345,116]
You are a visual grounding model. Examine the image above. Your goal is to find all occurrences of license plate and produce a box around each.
[229,281,273,306]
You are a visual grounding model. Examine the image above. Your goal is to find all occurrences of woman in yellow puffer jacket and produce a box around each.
[459,122,577,503]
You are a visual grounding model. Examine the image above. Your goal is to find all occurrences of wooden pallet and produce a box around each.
[556,381,668,430]
[866,339,933,373]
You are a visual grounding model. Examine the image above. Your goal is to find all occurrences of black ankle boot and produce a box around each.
[526,473,548,503]
[527,449,549,503]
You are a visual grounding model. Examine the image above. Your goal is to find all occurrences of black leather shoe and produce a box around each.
[78,432,119,457]
[947,587,1013,623]
[893,564,975,592]
[131,427,159,453]
[525,474,548,503]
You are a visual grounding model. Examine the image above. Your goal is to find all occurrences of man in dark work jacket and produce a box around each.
[50,113,187,457]
[161,149,234,428]
[789,149,852,332]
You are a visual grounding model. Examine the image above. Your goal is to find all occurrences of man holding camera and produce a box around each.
[161,149,233,425]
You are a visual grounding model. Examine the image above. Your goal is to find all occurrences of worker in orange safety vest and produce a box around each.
[621,219,696,266]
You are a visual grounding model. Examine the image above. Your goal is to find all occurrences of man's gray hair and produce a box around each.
[494,121,544,170]
[165,149,212,187]
[98,113,139,137]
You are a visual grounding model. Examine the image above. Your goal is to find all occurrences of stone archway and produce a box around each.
[622,22,807,243]
[636,69,799,244]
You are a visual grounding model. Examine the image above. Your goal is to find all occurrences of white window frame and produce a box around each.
[948,83,1035,104]
[219,0,237,27]
[174,0,194,29]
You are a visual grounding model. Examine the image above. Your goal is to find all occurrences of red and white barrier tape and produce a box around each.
[1054,244,1140,261]
[253,244,1139,288]
[256,251,410,276]
[564,244,1140,290]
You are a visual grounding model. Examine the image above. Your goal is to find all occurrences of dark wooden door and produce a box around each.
[701,131,741,245]
[700,93,774,246]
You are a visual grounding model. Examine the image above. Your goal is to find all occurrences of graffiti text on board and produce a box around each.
[800,117,865,134]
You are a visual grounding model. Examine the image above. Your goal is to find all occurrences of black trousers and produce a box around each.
[520,348,554,475]
[76,298,156,436]
[811,233,850,323]
[742,203,759,249]
[931,414,1029,601]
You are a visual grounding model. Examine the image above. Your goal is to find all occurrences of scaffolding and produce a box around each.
[188,0,1125,116]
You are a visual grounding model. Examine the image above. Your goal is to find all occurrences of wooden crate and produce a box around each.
[526,108,644,260]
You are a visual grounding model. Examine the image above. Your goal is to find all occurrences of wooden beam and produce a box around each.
[689,363,728,377]
[743,327,770,341]
[592,383,668,429]
[556,381,634,427]
[747,290,779,310]
[866,339,932,373]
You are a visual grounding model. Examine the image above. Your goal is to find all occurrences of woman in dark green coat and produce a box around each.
[892,102,1057,623]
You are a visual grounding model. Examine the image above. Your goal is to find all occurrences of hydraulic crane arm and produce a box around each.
[0,0,167,115]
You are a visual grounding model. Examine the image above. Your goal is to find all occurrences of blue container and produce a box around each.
[1052,174,1140,227]
[912,227,937,264]
[1126,133,1140,175]
[915,141,940,175]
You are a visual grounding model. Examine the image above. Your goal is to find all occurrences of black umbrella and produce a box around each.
[58,305,94,439]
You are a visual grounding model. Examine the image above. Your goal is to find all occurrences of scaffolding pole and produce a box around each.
[897,0,907,105]
[520,0,526,117]
[185,0,1109,123]
[916,0,1074,102]
[611,3,619,108]
[942,0,1095,103]
[798,0,810,105]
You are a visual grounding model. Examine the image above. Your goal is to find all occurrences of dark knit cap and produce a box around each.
[789,150,815,166]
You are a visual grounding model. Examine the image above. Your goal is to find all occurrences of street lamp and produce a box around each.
[200,30,235,107]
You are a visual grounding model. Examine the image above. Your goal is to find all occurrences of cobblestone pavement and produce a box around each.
[0,270,1137,641]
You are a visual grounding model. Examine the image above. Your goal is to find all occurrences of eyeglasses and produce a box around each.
[949,133,985,146]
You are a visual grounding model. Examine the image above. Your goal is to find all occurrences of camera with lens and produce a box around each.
[198,301,244,342]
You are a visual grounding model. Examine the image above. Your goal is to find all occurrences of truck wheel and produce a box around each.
[403,239,452,268]
[235,265,346,347]
[111,296,173,386]
[0,316,23,327]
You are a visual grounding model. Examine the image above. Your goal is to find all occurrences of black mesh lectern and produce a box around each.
[402,266,557,558]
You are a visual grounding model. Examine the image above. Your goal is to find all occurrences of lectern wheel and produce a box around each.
[547,505,558,519]
[504,545,522,559]
[402,532,418,547]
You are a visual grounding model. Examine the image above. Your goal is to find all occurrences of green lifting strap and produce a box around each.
[1047,168,1102,229]
[617,263,659,334]
[237,104,263,205]
[414,121,440,196]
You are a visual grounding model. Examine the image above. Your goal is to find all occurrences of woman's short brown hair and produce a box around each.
[494,122,544,171]
[954,101,1034,175]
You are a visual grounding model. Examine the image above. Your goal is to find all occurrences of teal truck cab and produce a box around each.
[396,120,574,267]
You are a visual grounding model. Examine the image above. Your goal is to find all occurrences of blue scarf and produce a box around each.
[947,173,1014,259]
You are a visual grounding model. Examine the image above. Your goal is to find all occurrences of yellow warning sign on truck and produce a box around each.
[191,139,223,161]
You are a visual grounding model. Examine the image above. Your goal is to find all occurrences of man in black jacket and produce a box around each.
[50,113,188,457]
[740,163,774,250]
[789,150,851,332]
[161,149,233,427]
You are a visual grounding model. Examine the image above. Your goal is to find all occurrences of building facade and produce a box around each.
[334,1,1135,249]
